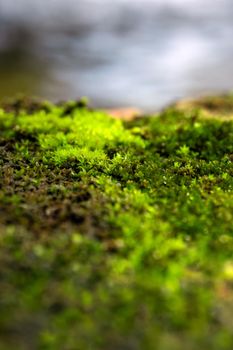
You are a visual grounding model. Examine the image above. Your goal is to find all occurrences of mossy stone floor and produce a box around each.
[0,96,233,349]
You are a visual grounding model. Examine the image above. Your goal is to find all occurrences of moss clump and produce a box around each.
[0,96,233,350]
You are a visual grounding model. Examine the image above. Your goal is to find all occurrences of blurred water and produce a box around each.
[0,0,233,110]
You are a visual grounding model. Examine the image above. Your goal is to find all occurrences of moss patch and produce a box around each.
[0,96,233,349]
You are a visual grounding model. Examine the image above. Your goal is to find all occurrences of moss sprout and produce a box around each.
[0,96,233,349]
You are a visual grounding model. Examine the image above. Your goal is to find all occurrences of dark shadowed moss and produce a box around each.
[0,96,233,350]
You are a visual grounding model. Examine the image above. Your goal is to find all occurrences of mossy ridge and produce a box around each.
[173,93,233,120]
[0,97,233,350]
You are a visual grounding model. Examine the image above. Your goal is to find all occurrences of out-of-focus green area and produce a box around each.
[0,49,46,100]
[0,96,233,349]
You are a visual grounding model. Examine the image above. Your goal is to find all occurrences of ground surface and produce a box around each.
[0,96,233,350]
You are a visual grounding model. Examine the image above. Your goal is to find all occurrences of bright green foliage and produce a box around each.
[0,98,233,349]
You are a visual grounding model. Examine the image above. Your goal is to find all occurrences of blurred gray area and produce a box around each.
[0,0,233,110]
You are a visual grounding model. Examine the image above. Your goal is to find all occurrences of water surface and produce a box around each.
[0,0,233,110]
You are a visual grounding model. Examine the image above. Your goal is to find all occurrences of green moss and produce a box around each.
[0,97,233,349]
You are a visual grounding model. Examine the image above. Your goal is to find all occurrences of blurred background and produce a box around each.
[0,0,233,111]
